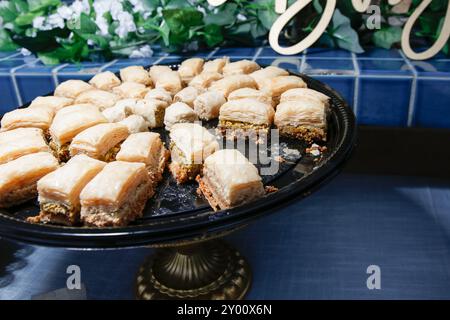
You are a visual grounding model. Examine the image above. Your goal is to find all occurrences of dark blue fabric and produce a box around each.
[1,174,450,299]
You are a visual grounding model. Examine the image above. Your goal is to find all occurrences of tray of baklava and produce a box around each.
[0,57,355,247]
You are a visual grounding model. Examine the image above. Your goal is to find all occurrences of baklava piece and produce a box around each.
[120,65,152,86]
[280,88,330,107]
[208,74,257,98]
[30,155,106,226]
[202,57,229,74]
[74,89,119,111]
[80,161,153,227]
[69,123,129,162]
[145,88,173,105]
[173,86,200,108]
[0,128,50,165]
[89,71,121,91]
[218,99,275,136]
[0,152,59,208]
[102,99,135,123]
[28,96,73,113]
[222,59,260,76]
[118,115,149,133]
[149,65,173,83]
[164,102,199,131]
[250,66,289,89]
[130,99,167,129]
[54,80,93,99]
[155,70,183,96]
[228,88,273,107]
[0,107,54,135]
[113,82,149,99]
[189,72,223,91]
[196,149,265,211]
[274,98,327,142]
[178,58,204,84]
[116,132,169,184]
[262,75,307,105]
[193,91,226,120]
[169,123,219,184]
[49,104,107,162]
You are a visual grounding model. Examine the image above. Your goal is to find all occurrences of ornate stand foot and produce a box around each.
[136,239,251,300]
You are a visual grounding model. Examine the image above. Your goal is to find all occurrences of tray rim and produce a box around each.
[0,63,357,249]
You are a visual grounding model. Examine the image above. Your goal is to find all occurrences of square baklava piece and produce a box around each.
[80,161,153,227]
[169,123,219,184]
[196,149,265,211]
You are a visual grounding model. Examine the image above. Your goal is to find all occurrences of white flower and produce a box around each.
[115,11,136,38]
[110,1,124,20]
[71,0,90,16]
[130,0,145,13]
[48,13,65,29]
[32,16,46,30]
[20,48,32,56]
[237,14,247,21]
[96,16,109,35]
[130,45,154,58]
[57,5,74,20]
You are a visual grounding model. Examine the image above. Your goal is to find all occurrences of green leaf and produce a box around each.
[328,9,364,53]
[203,3,237,27]
[164,0,191,9]
[373,26,402,49]
[37,52,60,65]
[28,0,60,12]
[258,6,278,30]
[70,13,98,34]
[0,0,22,23]
[162,8,203,45]
[0,29,19,51]
[14,10,44,26]
[203,24,223,47]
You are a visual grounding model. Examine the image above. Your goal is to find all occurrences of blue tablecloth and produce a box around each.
[1,173,450,300]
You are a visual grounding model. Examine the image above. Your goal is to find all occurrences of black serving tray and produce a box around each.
[0,63,357,248]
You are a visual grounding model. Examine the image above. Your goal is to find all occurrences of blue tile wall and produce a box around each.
[0,47,449,129]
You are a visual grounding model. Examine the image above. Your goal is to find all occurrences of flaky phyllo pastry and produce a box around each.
[196,149,265,211]
[118,115,149,134]
[119,65,152,86]
[28,155,106,226]
[49,104,107,162]
[0,152,59,208]
[145,88,173,105]
[250,66,289,89]
[208,74,257,97]
[178,58,204,84]
[155,70,183,95]
[80,161,153,227]
[116,132,169,185]
[69,123,130,162]
[74,89,119,111]
[280,88,330,107]
[193,90,226,120]
[202,57,229,74]
[0,107,54,133]
[0,128,50,165]
[164,102,199,131]
[189,72,223,91]
[275,97,328,142]
[262,75,307,104]
[130,99,167,128]
[113,82,149,99]
[169,123,219,184]
[228,88,273,107]
[89,71,121,91]
[54,79,93,99]
[218,98,275,136]
[222,59,260,76]
[102,99,135,123]
[173,86,200,108]
[28,96,73,113]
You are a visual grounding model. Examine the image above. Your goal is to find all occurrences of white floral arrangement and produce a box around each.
[0,0,279,64]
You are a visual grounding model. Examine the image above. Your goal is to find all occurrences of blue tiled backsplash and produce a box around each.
[1,46,450,129]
